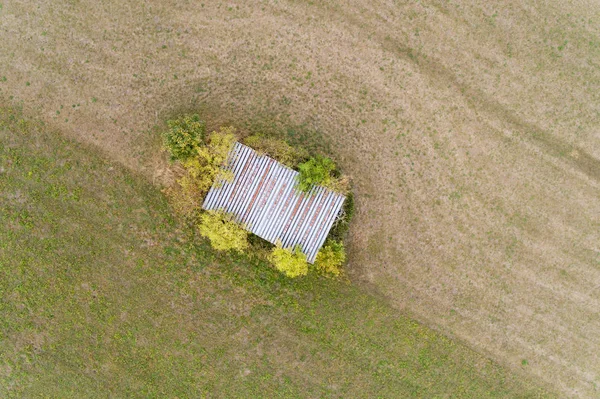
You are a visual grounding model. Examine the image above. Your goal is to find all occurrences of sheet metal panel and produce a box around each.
[216,143,250,210]
[304,190,337,260]
[295,187,327,253]
[249,165,286,236]
[308,195,345,262]
[261,168,296,242]
[253,167,288,239]
[202,142,346,264]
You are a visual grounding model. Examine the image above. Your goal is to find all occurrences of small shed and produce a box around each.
[202,142,345,263]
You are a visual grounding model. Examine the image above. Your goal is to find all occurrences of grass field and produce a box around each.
[1,0,599,396]
[0,108,549,397]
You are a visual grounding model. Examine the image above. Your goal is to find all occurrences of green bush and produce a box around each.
[296,156,336,192]
[268,242,308,278]
[315,240,346,277]
[296,156,350,194]
[162,114,205,161]
[242,134,308,168]
[198,210,249,252]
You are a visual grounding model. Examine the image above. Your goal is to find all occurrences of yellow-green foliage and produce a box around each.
[297,156,350,194]
[162,114,205,161]
[323,174,350,195]
[198,210,249,252]
[164,126,237,219]
[297,156,335,192]
[315,240,346,277]
[242,134,308,167]
[181,126,237,193]
[196,126,238,168]
[163,172,204,219]
[269,242,308,278]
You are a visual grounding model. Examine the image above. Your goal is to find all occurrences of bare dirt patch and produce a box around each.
[1,0,599,396]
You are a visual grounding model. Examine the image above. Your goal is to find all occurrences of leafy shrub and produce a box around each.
[315,240,346,277]
[181,126,237,193]
[242,134,308,168]
[296,156,335,192]
[162,114,205,161]
[198,210,248,252]
[198,126,238,166]
[268,242,308,278]
[296,156,350,194]
[163,126,237,219]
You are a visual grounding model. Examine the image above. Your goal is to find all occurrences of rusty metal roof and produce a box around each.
[202,142,345,263]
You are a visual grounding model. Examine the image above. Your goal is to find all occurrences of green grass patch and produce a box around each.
[0,107,550,398]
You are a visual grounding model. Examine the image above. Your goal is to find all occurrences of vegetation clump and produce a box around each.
[242,134,308,168]
[164,170,205,219]
[198,210,249,252]
[161,114,351,279]
[162,114,205,161]
[181,126,237,193]
[328,192,354,242]
[268,242,309,278]
[297,156,350,194]
[163,120,237,219]
[297,156,335,192]
[315,240,346,277]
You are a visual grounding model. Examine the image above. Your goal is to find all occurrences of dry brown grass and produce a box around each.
[1,0,599,396]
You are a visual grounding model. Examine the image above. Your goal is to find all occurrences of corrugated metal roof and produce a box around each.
[202,142,345,263]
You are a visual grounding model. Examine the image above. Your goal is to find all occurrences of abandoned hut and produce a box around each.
[202,142,346,263]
